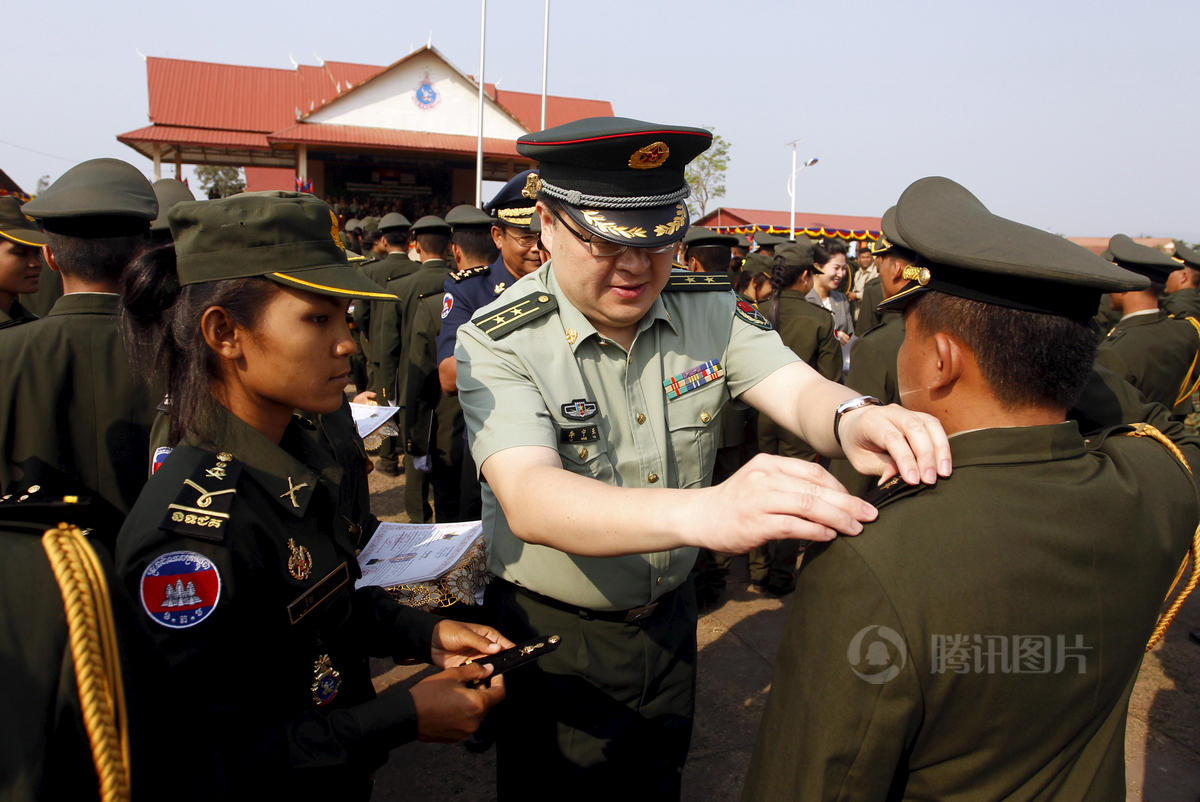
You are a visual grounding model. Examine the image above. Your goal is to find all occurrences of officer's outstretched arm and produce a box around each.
[740,361,952,486]
[482,445,876,556]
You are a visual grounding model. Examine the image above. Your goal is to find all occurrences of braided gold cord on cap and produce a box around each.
[1121,424,1200,652]
[42,524,131,802]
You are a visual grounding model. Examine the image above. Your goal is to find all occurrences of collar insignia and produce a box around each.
[522,172,542,199]
[281,476,309,509]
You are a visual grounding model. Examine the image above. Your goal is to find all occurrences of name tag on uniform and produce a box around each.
[664,360,723,401]
[287,562,349,625]
[560,425,600,444]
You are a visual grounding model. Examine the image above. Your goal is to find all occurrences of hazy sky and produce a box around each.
[5,0,1198,239]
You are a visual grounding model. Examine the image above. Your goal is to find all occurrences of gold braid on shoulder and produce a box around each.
[42,523,131,802]
[1171,317,1200,408]
[1121,424,1200,652]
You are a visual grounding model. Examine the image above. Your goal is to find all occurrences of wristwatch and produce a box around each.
[833,395,884,447]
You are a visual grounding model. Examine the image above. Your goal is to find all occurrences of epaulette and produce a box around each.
[863,474,935,510]
[159,451,242,543]
[1092,422,1193,475]
[664,271,732,292]
[451,265,491,282]
[0,316,33,331]
[418,288,443,300]
[471,292,558,340]
[1104,328,1127,344]
[0,491,93,530]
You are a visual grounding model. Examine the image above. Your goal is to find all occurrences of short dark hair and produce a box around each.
[452,228,499,264]
[121,244,278,445]
[382,230,409,248]
[685,244,731,274]
[45,230,147,284]
[812,239,848,267]
[907,290,1097,410]
[416,232,450,258]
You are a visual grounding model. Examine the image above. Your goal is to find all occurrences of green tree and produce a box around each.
[685,128,729,218]
[195,166,246,199]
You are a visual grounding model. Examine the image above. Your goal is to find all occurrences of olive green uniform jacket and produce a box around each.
[362,252,417,398]
[0,298,37,329]
[744,422,1199,801]
[116,407,438,799]
[378,259,452,417]
[757,290,843,462]
[1162,287,1200,318]
[0,293,156,540]
[856,275,884,333]
[1094,310,1200,415]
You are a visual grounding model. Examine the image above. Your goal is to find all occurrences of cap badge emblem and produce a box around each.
[902,265,932,286]
[629,141,670,170]
[522,173,542,199]
[329,209,345,251]
[287,538,313,581]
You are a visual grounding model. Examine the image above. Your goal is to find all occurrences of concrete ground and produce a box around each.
[363,466,1200,801]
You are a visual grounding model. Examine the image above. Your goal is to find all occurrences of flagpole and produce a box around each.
[540,0,550,130]
[476,0,487,207]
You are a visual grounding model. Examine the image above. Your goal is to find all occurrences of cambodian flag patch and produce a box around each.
[151,446,172,474]
[140,550,222,630]
[440,293,454,319]
[664,360,724,401]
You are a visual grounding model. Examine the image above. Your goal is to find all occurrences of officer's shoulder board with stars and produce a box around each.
[451,265,491,282]
[862,474,933,510]
[159,451,242,543]
[664,271,732,292]
[472,291,558,340]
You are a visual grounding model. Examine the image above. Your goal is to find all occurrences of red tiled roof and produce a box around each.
[1067,236,1173,256]
[268,124,526,159]
[117,124,270,149]
[694,207,882,235]
[145,57,383,133]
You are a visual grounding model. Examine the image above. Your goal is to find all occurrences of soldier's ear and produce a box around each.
[930,331,966,391]
[42,245,60,274]
[536,202,556,253]
[199,306,243,360]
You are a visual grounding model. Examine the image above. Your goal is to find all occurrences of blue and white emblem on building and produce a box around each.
[414,72,439,110]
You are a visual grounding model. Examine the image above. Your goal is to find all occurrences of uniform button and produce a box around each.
[648,473,659,483]
[579,448,588,459]
[636,413,646,425]
[656,576,663,585]
[700,412,711,424]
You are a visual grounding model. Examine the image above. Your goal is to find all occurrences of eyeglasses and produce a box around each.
[548,206,676,258]
[503,228,540,248]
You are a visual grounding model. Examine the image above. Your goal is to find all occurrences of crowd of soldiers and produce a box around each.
[0,112,1197,802]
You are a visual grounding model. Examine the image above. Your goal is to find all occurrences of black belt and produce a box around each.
[497,578,675,624]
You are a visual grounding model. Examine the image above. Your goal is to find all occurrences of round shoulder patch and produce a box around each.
[140,550,222,629]
[735,297,772,330]
[441,292,454,319]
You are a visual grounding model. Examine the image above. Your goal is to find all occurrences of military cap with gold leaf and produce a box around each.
[1174,240,1200,270]
[445,204,494,230]
[0,197,46,247]
[516,117,712,248]
[868,207,912,256]
[169,191,397,301]
[22,158,156,236]
[1105,234,1179,283]
[149,179,197,233]
[879,177,1146,319]
[483,169,540,230]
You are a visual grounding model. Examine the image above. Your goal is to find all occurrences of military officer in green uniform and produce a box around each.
[377,214,455,521]
[0,196,45,328]
[1162,240,1200,318]
[750,239,843,593]
[1095,234,1200,416]
[741,230,785,274]
[116,191,510,800]
[0,159,159,544]
[743,176,1198,801]
[455,117,952,799]
[147,178,195,246]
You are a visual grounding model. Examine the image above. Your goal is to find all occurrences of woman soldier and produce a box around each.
[749,240,845,594]
[116,192,509,800]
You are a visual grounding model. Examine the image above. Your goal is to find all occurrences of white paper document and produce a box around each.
[349,402,399,438]
[355,520,483,587]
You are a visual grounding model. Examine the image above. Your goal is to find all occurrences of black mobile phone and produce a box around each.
[465,634,561,686]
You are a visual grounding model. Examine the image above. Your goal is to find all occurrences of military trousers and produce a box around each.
[485,577,698,801]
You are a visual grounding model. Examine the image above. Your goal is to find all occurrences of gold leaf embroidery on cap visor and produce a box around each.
[653,204,686,238]
[580,210,646,240]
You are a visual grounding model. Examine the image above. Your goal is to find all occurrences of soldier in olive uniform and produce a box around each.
[404,205,497,523]
[1162,240,1200,318]
[0,196,45,328]
[378,215,455,521]
[1095,234,1200,416]
[741,230,785,274]
[147,178,195,246]
[0,159,159,544]
[361,212,415,474]
[750,239,843,593]
[116,191,510,800]
[455,117,951,799]
[744,176,1198,801]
